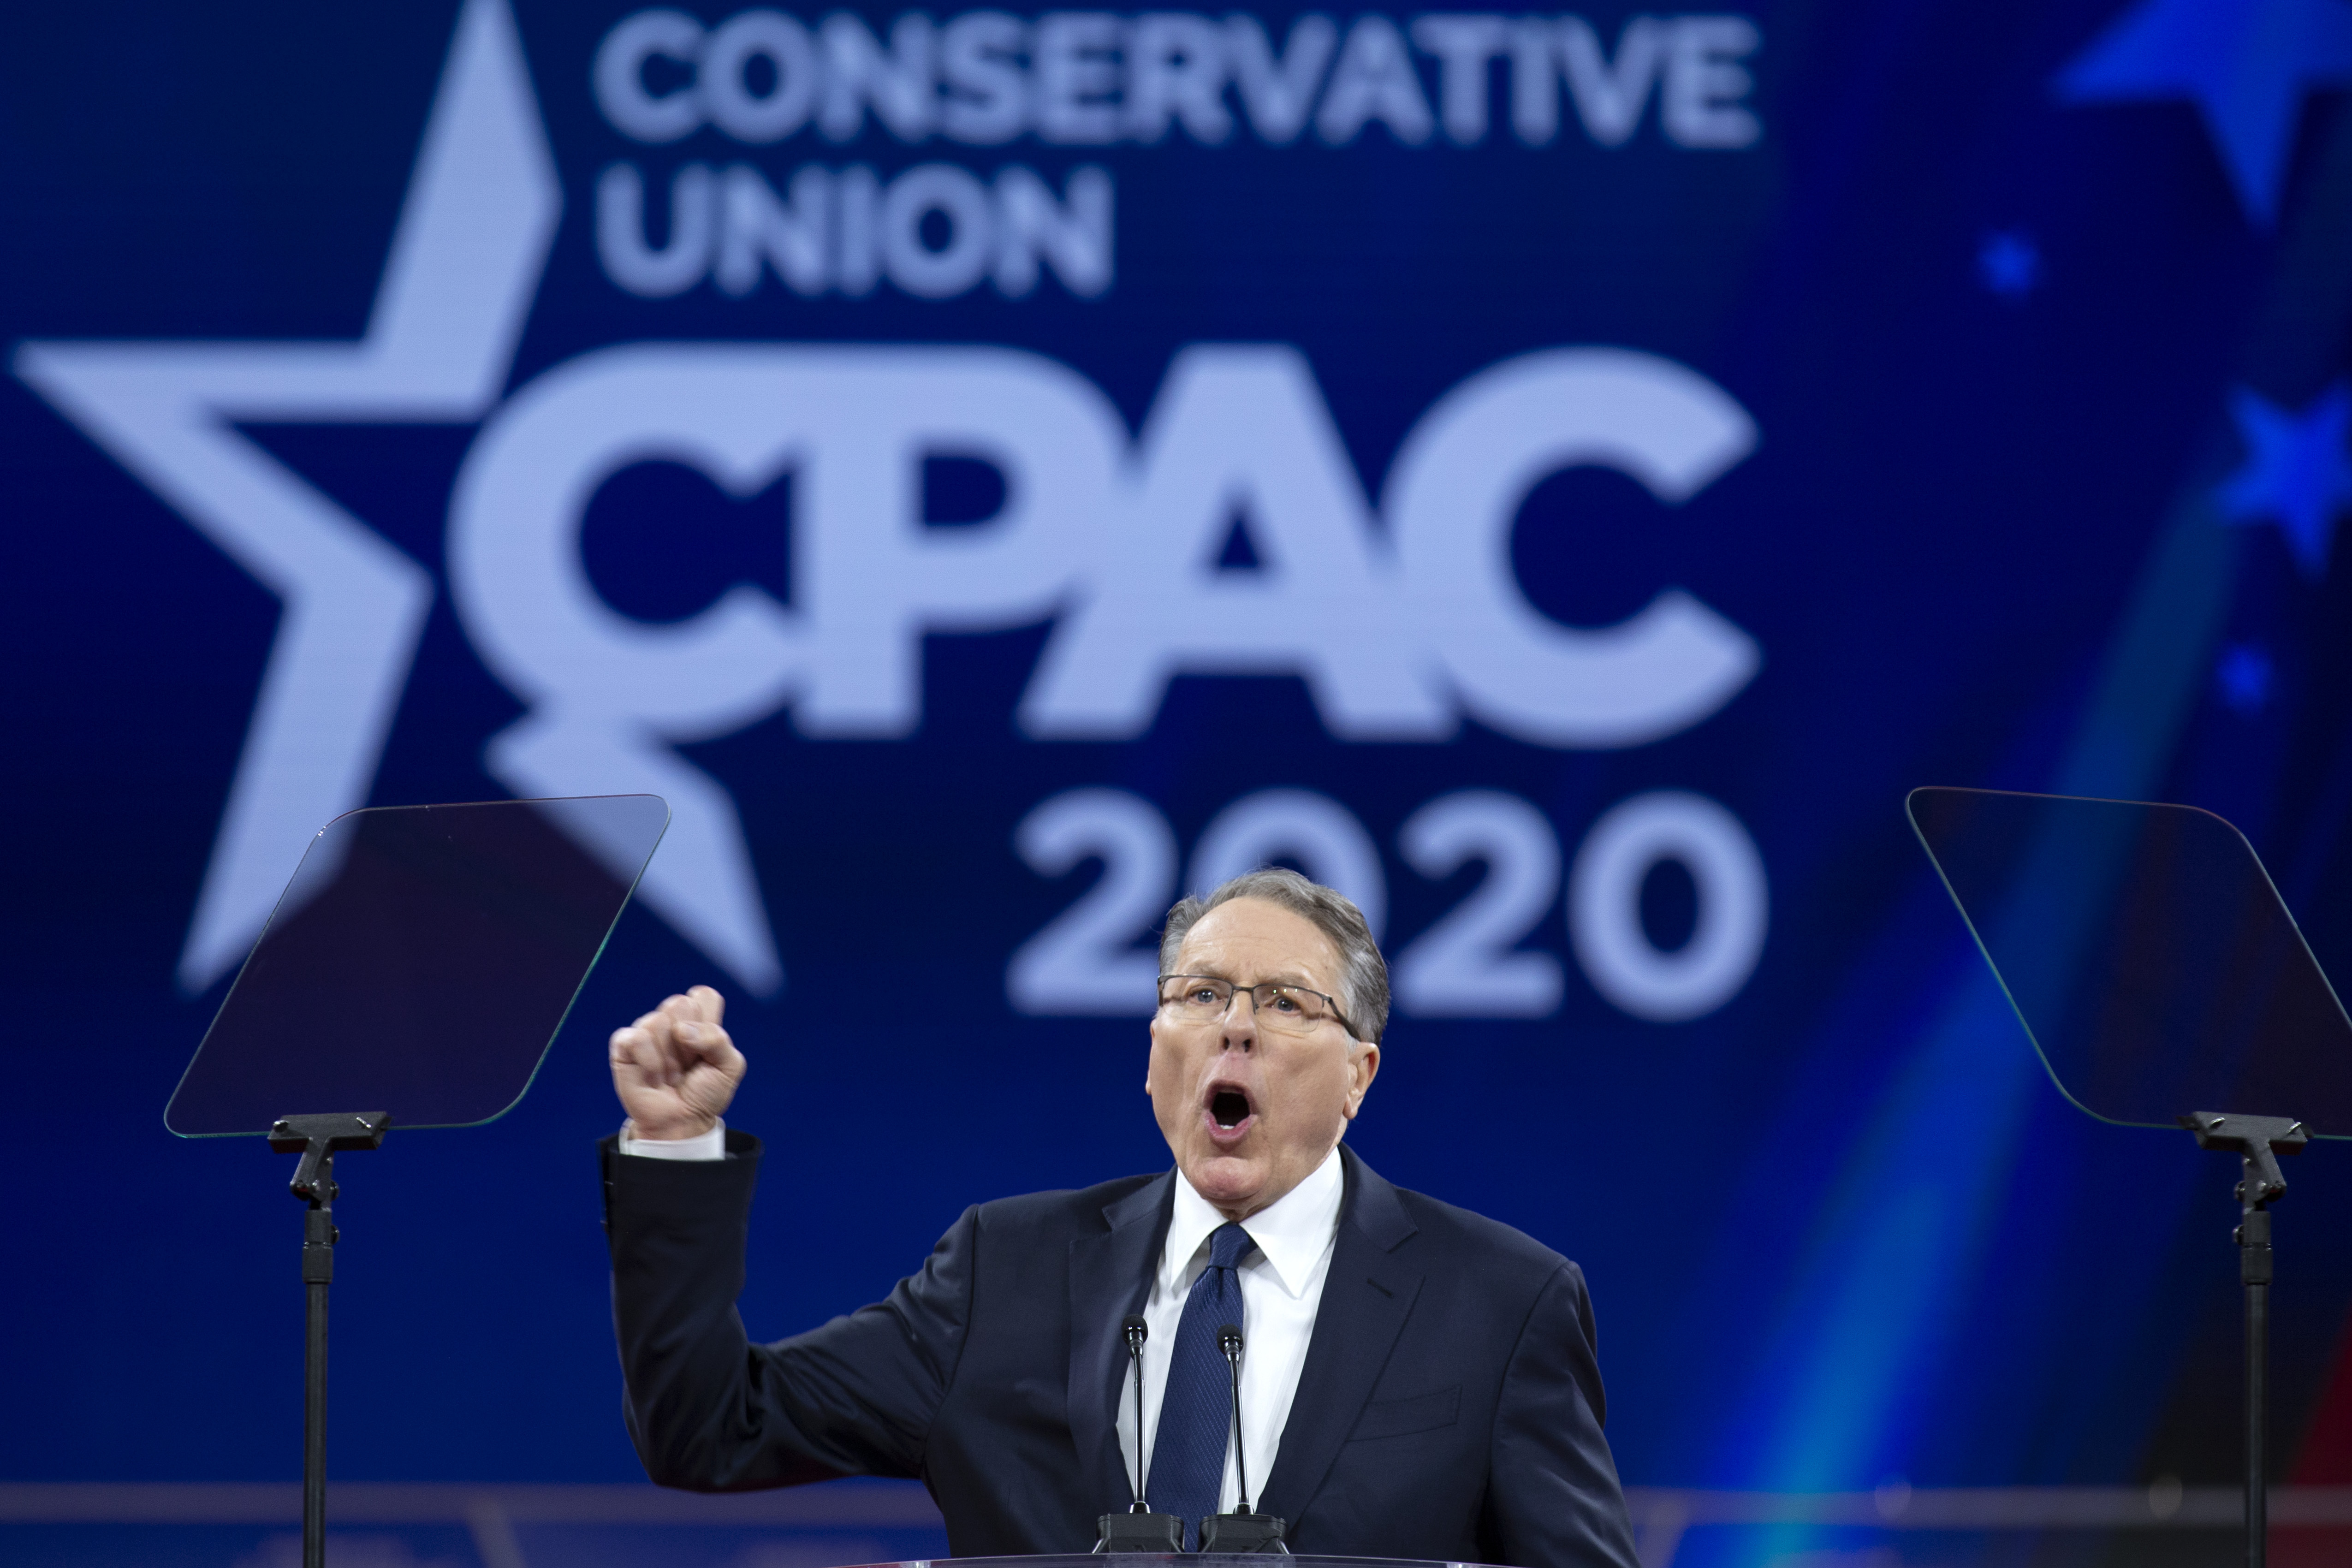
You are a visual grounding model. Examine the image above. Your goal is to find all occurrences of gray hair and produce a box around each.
[1158,867,1390,1044]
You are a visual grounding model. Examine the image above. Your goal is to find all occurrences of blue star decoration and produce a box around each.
[2215,382,2352,579]
[2215,642,2275,713]
[1978,231,2043,298]
[2054,0,2352,227]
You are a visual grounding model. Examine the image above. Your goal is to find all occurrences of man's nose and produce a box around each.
[1219,989,1260,1052]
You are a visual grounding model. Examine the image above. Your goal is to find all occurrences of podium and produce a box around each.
[829,1557,1451,1567]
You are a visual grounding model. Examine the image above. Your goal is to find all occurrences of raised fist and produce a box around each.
[608,985,744,1141]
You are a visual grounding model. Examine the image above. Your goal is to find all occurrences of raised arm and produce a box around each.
[609,984,744,1141]
[600,987,969,1493]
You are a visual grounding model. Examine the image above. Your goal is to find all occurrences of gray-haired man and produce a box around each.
[602,869,1639,1568]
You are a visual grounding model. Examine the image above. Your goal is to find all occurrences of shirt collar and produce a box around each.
[1165,1145,1345,1299]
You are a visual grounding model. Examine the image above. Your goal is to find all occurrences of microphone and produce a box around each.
[1199,1324,1289,1554]
[1217,1324,1252,1514]
[1095,1315,1182,1553]
[1122,1315,1151,1512]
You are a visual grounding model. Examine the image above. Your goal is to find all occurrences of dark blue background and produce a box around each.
[6,0,2352,1547]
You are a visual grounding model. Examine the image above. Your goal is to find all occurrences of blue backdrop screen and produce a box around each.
[7,0,2352,1557]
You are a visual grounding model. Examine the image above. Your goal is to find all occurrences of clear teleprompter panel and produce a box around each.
[166,795,668,1136]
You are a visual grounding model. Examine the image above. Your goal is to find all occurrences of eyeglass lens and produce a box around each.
[1160,977,1331,1032]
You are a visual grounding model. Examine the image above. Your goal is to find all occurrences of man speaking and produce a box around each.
[603,868,1639,1567]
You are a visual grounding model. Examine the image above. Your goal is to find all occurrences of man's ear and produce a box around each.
[1342,1040,1380,1119]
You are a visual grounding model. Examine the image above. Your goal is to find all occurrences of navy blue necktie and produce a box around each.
[1150,1222,1253,1546]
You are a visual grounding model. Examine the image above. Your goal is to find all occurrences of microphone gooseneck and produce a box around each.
[1121,1314,1151,1513]
[1218,1323,1250,1515]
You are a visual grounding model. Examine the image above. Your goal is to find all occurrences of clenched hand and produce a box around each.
[609,985,744,1141]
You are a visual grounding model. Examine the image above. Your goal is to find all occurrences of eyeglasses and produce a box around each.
[1157,974,1360,1040]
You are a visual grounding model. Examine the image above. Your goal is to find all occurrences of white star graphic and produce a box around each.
[14,0,560,991]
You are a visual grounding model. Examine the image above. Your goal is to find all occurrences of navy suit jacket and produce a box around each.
[602,1134,1639,1568]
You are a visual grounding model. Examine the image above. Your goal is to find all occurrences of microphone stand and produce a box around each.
[1198,1325,1288,1554]
[1097,1315,1185,1552]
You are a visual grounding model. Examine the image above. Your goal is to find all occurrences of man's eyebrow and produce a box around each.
[1172,970,1321,989]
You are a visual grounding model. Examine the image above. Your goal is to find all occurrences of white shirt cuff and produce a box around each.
[618,1118,726,1160]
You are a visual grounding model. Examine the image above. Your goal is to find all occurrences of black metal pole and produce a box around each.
[303,1194,335,1568]
[2243,1203,2273,1568]
[269,1114,387,1568]
[2183,1115,2300,1568]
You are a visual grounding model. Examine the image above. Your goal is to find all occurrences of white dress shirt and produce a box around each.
[619,1119,728,1160]
[618,1124,1346,1516]
[1116,1147,1343,1515]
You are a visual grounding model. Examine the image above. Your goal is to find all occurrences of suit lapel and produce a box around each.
[1068,1170,1174,1515]
[1256,1146,1422,1524]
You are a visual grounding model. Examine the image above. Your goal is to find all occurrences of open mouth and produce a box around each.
[1205,1084,1256,1139]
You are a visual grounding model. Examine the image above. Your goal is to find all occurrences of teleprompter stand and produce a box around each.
[1910,788,2352,1568]
[2182,1112,2308,1568]
[165,796,671,1568]
[268,1112,390,1568]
